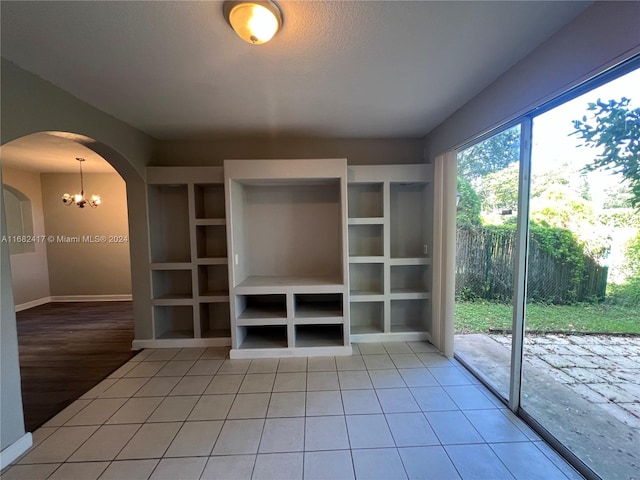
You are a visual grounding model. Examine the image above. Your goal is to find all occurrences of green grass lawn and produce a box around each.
[455,301,640,334]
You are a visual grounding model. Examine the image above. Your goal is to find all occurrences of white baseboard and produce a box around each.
[15,297,51,312]
[15,295,133,312]
[50,294,133,302]
[0,432,32,470]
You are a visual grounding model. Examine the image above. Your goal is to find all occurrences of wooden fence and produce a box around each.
[455,228,608,304]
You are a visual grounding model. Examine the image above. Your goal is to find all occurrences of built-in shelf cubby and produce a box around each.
[295,324,344,347]
[390,265,428,295]
[154,306,194,339]
[349,224,383,257]
[294,293,343,321]
[151,269,192,301]
[350,302,384,335]
[194,184,225,220]
[148,185,190,263]
[348,183,383,219]
[198,264,229,298]
[196,225,227,260]
[350,263,384,297]
[391,299,429,333]
[236,294,287,323]
[238,325,288,349]
[199,302,231,338]
[391,182,428,259]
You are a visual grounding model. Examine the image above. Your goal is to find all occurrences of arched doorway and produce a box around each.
[2,132,138,431]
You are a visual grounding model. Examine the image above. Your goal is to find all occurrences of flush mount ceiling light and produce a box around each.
[62,157,101,209]
[223,1,283,45]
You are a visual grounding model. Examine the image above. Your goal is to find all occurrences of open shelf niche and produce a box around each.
[225,159,351,358]
[136,167,232,350]
[347,164,433,343]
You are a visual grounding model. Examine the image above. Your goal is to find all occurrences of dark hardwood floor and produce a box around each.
[16,301,135,432]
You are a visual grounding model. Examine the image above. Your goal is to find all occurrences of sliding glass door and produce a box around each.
[454,63,640,479]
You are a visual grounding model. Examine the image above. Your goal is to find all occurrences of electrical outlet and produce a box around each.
[235,254,239,265]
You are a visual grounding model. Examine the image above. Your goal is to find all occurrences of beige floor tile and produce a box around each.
[0,463,59,479]
[390,353,423,369]
[134,377,181,397]
[248,358,279,373]
[346,414,395,448]
[200,347,230,359]
[65,398,127,426]
[124,361,167,378]
[258,417,305,453]
[173,347,206,361]
[305,390,344,416]
[352,448,407,479]
[211,419,265,455]
[304,416,349,451]
[383,342,413,354]
[165,421,223,457]
[252,452,303,480]
[43,399,92,427]
[106,397,163,424]
[204,374,244,394]
[368,369,406,388]
[306,371,339,390]
[338,371,373,390]
[30,427,58,447]
[357,343,386,354]
[273,372,306,392]
[99,377,149,398]
[69,424,140,461]
[217,359,251,375]
[80,379,119,399]
[145,349,181,361]
[186,359,223,376]
[304,450,355,480]
[336,355,366,371]
[267,392,306,418]
[147,396,199,422]
[341,389,382,414]
[116,422,182,460]
[18,426,97,464]
[277,357,307,372]
[99,459,159,480]
[363,354,395,370]
[188,394,235,421]
[307,356,337,372]
[239,373,276,393]
[149,457,208,480]
[169,376,213,396]
[156,360,196,377]
[227,393,270,419]
[201,455,256,480]
[47,461,109,480]
[376,388,420,413]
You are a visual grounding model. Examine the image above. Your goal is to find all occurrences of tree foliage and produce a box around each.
[457,126,520,182]
[456,177,482,229]
[572,97,640,208]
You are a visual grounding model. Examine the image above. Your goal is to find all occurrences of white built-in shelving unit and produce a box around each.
[135,167,231,349]
[225,159,352,359]
[348,165,432,343]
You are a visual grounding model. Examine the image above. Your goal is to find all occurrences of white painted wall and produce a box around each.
[1,166,50,307]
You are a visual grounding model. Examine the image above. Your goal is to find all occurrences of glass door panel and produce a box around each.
[521,68,640,479]
[455,125,521,400]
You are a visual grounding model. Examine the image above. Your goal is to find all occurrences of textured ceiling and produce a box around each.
[1,0,590,144]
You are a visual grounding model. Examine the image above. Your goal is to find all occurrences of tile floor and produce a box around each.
[2,342,584,480]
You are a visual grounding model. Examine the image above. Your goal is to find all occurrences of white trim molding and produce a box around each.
[0,432,32,470]
[15,297,51,312]
[50,294,132,302]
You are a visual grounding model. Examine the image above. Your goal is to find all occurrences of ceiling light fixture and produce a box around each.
[223,1,283,45]
[62,157,101,208]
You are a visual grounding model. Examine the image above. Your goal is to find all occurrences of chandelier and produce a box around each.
[62,157,101,208]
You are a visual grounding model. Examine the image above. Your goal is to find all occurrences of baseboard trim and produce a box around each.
[0,432,32,470]
[50,294,133,302]
[15,297,51,312]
